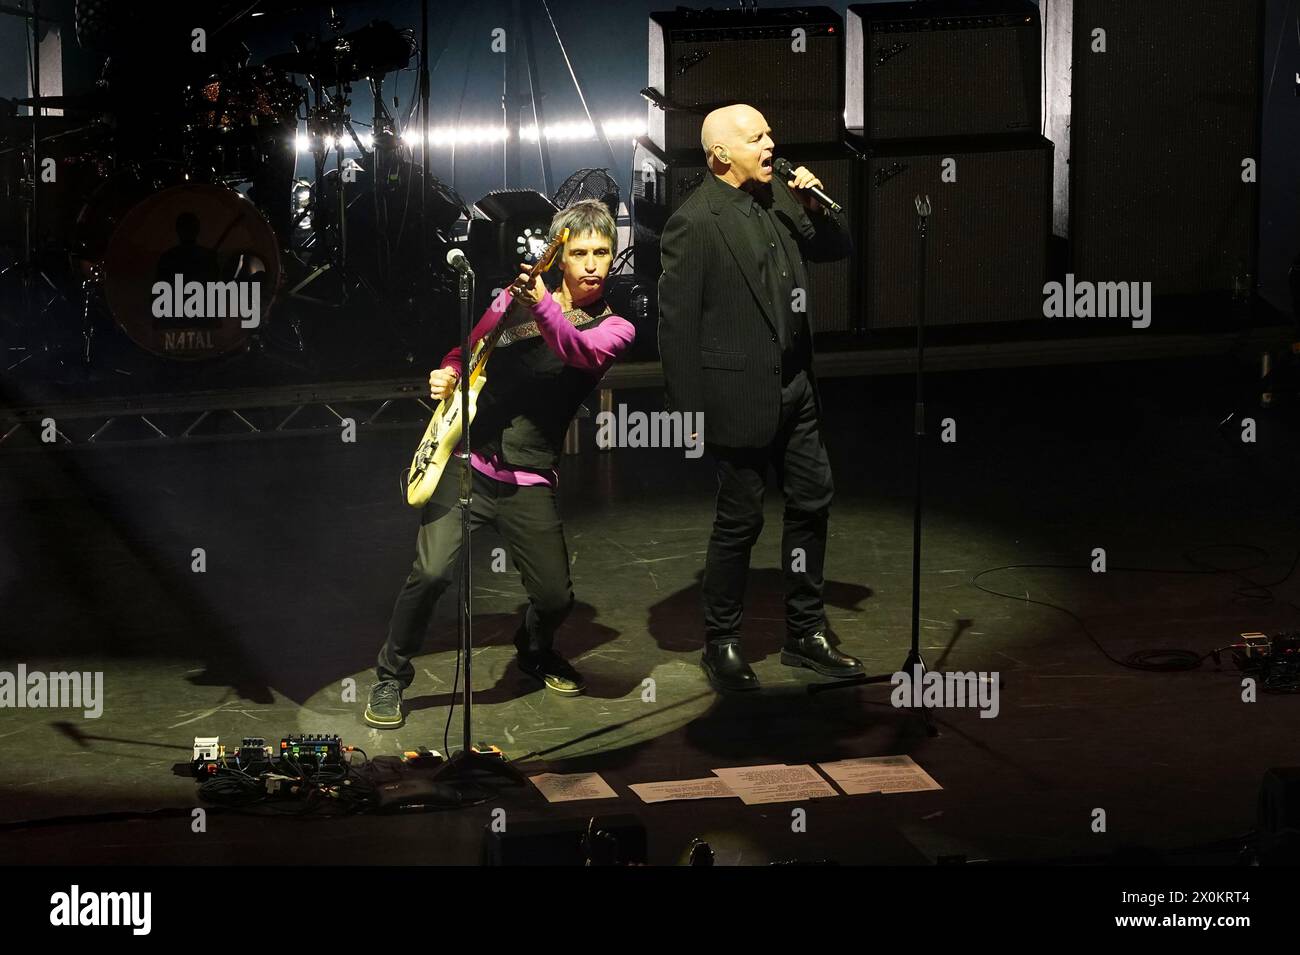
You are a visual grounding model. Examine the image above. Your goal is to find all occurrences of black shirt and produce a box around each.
[473,303,621,472]
[714,177,798,355]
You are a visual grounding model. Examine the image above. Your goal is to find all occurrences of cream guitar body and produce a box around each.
[405,372,489,507]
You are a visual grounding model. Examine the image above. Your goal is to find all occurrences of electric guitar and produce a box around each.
[404,227,570,507]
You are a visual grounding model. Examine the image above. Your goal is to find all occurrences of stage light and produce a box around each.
[293,117,648,152]
[602,117,648,139]
[466,189,560,280]
[515,226,549,262]
[424,124,506,147]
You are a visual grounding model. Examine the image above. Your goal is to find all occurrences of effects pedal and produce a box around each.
[236,737,272,769]
[401,747,445,768]
[279,734,342,766]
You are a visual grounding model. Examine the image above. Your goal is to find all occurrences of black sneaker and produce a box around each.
[516,648,586,696]
[365,679,405,728]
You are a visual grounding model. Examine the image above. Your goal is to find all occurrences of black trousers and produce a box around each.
[376,456,574,689]
[702,369,834,644]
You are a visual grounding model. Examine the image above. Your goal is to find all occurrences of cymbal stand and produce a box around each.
[0,0,85,379]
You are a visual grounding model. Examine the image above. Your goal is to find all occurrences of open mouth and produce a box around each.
[761,156,773,170]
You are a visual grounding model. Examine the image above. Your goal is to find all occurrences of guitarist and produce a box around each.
[366,199,635,728]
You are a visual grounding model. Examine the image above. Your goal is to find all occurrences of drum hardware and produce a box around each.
[279,14,417,304]
[302,20,367,301]
[1,4,463,375]
[181,65,304,187]
[0,5,299,373]
[1,0,63,376]
[264,20,416,89]
[78,263,102,366]
[278,12,463,315]
[279,256,338,310]
[290,179,314,233]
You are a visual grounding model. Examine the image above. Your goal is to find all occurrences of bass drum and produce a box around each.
[75,165,280,359]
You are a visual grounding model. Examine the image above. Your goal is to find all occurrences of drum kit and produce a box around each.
[0,2,467,373]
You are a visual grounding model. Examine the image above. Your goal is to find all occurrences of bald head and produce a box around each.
[700,104,775,188]
[700,104,758,159]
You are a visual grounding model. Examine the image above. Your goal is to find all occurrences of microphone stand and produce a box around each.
[809,196,938,739]
[26,0,40,316]
[4,0,51,366]
[433,261,527,787]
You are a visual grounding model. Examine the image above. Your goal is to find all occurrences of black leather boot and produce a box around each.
[781,631,864,677]
[701,640,760,692]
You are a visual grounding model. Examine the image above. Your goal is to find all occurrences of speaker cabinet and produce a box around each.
[648,6,844,154]
[856,133,1052,329]
[1046,0,1263,296]
[846,1,1041,143]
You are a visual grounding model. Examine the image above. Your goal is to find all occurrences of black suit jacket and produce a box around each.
[657,171,852,448]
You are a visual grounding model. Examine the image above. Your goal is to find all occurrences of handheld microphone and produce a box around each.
[773,158,842,214]
[445,247,472,274]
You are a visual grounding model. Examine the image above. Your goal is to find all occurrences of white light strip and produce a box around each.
[296,117,647,153]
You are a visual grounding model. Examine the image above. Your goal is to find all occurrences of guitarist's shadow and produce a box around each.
[405,600,634,709]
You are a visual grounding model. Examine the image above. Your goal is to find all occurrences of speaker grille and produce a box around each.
[1065,0,1262,295]
[864,137,1052,328]
[847,2,1041,142]
[648,10,844,153]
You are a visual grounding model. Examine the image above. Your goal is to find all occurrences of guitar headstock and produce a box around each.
[532,226,570,275]
[502,227,570,308]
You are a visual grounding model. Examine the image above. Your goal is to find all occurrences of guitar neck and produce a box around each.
[461,227,567,383]
[464,298,517,382]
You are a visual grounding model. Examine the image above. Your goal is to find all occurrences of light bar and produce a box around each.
[296,118,648,153]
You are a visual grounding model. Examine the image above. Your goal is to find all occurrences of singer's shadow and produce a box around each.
[647,567,874,658]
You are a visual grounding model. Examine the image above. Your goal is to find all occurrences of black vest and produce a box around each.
[471,299,616,472]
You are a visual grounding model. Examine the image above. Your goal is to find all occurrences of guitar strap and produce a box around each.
[495,296,612,348]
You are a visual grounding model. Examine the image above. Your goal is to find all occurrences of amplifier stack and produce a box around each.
[845,0,1052,330]
[1044,0,1263,299]
[632,0,1264,340]
[637,5,861,335]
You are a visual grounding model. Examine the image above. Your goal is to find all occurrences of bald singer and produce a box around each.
[657,103,865,693]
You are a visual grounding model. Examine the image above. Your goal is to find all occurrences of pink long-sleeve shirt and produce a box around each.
[440,286,635,487]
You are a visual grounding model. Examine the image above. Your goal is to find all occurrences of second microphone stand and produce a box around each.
[810,196,938,738]
[433,262,528,787]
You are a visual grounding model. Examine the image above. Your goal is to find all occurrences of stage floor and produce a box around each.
[2,354,1297,865]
